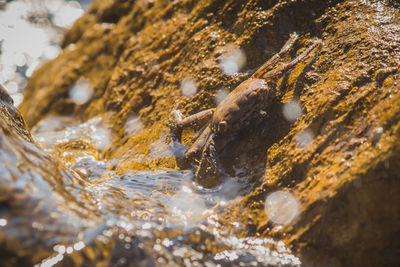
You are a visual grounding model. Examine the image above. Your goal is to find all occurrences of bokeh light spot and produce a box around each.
[295,129,314,149]
[215,88,229,105]
[283,100,302,122]
[180,77,197,97]
[125,115,143,135]
[219,47,246,76]
[69,78,93,105]
[265,191,300,225]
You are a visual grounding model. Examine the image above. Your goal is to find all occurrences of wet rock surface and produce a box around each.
[1,87,301,266]
[12,0,400,265]
[0,85,100,265]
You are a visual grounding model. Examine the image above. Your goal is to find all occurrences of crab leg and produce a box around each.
[260,38,321,80]
[253,32,299,78]
[185,125,212,160]
[170,106,215,142]
[194,134,222,188]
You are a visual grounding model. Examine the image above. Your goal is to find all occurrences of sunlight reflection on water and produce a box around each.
[0,0,87,106]
[27,115,301,266]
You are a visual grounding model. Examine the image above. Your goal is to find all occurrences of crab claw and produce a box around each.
[194,136,223,188]
[169,105,184,142]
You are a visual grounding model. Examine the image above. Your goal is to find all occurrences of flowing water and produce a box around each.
[20,115,300,266]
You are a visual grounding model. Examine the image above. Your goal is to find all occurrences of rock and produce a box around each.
[18,0,400,266]
[0,84,103,265]
[0,84,153,266]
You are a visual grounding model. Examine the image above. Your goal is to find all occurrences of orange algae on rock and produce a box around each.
[19,0,400,265]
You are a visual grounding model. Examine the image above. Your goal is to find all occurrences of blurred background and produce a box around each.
[0,0,90,106]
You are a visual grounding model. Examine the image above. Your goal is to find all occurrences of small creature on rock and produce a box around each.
[170,33,321,188]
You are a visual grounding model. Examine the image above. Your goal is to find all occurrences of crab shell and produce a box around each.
[210,78,271,135]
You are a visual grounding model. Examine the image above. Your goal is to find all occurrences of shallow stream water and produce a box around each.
[21,115,300,266]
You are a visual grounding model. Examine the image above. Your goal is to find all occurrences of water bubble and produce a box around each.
[162,238,173,247]
[210,31,220,38]
[45,0,63,13]
[1,20,49,60]
[248,79,267,90]
[372,126,383,146]
[5,81,18,94]
[214,250,239,261]
[295,129,314,149]
[219,47,246,76]
[69,78,93,105]
[91,126,111,151]
[125,115,143,135]
[53,1,84,28]
[157,257,166,264]
[215,88,229,105]
[11,93,23,106]
[39,253,64,267]
[25,60,41,77]
[283,100,302,122]
[15,53,26,67]
[167,185,207,226]
[265,191,300,225]
[56,245,66,254]
[118,257,128,265]
[73,241,85,251]
[66,246,73,254]
[142,222,151,229]
[0,218,7,226]
[220,60,239,75]
[180,77,197,97]
[44,45,61,60]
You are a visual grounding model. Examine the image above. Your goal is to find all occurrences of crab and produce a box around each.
[170,33,321,188]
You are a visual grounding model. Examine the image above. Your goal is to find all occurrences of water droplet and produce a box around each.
[53,1,84,28]
[372,126,383,146]
[248,79,266,90]
[215,88,229,104]
[44,45,61,60]
[125,115,142,135]
[57,245,66,254]
[167,185,207,226]
[91,126,111,151]
[180,77,197,97]
[5,81,18,94]
[219,47,246,76]
[265,191,300,225]
[295,129,314,149]
[157,257,166,264]
[66,246,73,254]
[162,238,173,247]
[15,53,26,67]
[142,222,151,229]
[283,100,302,122]
[210,31,220,38]
[69,78,93,105]
[0,218,7,226]
[11,93,23,106]
[73,241,85,251]
[39,253,64,267]
[25,60,40,77]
